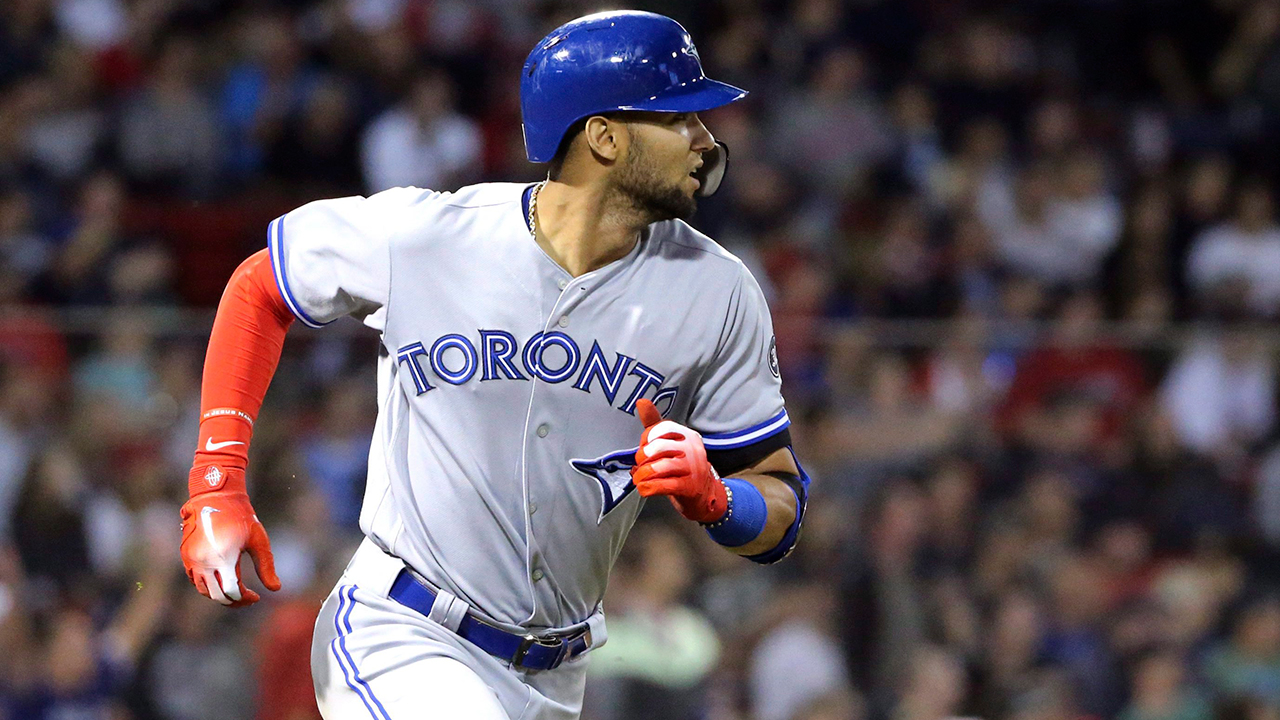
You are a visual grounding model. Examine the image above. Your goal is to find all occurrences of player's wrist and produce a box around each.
[190,411,254,496]
[187,463,247,497]
[701,477,767,547]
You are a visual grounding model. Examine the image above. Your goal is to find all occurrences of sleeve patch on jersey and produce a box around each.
[768,336,780,379]
[701,409,790,450]
[268,214,331,329]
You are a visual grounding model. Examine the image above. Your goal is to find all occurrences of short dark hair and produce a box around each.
[546,112,627,180]
[547,121,585,181]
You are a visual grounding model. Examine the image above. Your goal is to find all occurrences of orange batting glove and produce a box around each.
[180,465,280,607]
[632,399,729,524]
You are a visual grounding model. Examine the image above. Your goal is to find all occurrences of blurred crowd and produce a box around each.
[10,0,1280,719]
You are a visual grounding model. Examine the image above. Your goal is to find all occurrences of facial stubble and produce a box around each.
[610,131,698,224]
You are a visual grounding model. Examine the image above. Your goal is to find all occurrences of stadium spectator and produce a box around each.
[220,11,317,180]
[1116,649,1212,720]
[749,584,854,720]
[298,383,374,531]
[360,68,483,193]
[767,45,894,199]
[583,521,719,720]
[974,588,1049,717]
[1187,180,1280,318]
[146,590,256,720]
[1159,326,1276,458]
[816,351,966,488]
[0,187,52,295]
[263,76,363,197]
[72,315,157,414]
[31,171,136,305]
[998,291,1148,456]
[840,479,931,709]
[977,152,1122,289]
[1202,595,1280,705]
[11,443,91,589]
[116,35,220,197]
[22,44,105,185]
[922,319,1007,420]
[891,645,968,720]
[1104,182,1180,319]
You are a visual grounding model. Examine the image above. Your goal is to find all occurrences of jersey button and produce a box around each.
[557,316,569,328]
[557,278,568,290]
[536,424,550,438]
[529,502,538,514]
[532,569,545,582]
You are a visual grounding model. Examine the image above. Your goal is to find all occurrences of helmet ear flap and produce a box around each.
[694,141,730,197]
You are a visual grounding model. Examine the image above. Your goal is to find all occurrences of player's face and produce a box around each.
[612,112,716,222]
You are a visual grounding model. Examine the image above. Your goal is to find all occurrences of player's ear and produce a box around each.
[584,115,622,163]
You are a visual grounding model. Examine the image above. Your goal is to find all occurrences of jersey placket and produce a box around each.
[519,252,633,628]
[517,244,580,624]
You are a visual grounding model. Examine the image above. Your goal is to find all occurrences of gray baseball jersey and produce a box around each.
[268,182,789,632]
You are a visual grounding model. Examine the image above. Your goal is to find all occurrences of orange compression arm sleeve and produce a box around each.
[188,249,295,497]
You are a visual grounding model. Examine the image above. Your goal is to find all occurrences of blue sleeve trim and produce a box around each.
[267,214,332,329]
[744,447,810,565]
[701,408,790,449]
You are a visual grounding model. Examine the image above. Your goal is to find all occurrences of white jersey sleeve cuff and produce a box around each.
[268,214,333,329]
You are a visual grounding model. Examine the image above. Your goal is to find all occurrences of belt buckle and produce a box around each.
[513,633,565,670]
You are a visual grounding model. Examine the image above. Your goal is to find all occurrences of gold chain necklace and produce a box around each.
[527,181,545,236]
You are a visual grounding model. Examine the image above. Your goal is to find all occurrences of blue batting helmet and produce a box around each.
[520,11,748,164]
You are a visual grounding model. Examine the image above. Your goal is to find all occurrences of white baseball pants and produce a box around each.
[311,540,591,720]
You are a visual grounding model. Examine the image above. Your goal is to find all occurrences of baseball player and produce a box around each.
[178,10,810,720]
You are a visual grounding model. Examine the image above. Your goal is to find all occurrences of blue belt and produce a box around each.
[387,568,590,671]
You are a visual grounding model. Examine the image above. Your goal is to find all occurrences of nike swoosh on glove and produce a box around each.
[631,399,728,524]
[180,483,280,607]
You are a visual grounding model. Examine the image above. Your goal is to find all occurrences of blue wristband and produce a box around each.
[704,478,768,547]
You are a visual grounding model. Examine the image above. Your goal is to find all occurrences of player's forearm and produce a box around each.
[201,249,294,418]
[189,249,294,494]
[722,472,798,556]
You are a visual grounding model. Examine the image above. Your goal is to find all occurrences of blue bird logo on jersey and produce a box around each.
[570,448,640,523]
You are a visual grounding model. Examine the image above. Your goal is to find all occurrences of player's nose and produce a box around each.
[689,114,715,154]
